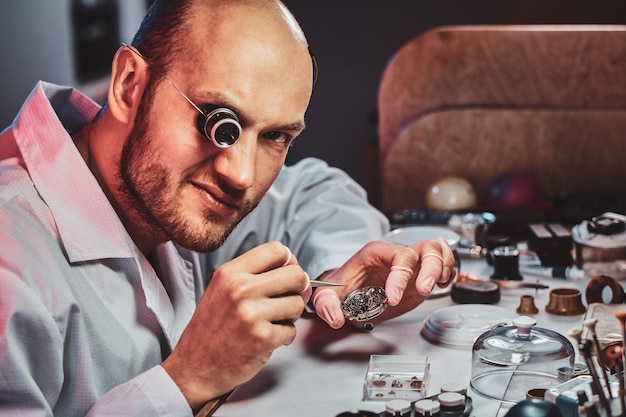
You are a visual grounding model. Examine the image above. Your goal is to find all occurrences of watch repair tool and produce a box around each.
[341,286,388,331]
[309,280,347,288]
[545,288,586,316]
[599,341,624,375]
[572,212,626,280]
[589,214,626,235]
[491,245,523,280]
[516,295,539,315]
[615,311,626,416]
[585,274,626,305]
[582,318,614,399]
[450,280,500,304]
[579,340,612,416]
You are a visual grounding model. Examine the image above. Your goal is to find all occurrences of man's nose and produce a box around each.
[212,132,256,190]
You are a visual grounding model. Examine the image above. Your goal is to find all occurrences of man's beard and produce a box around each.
[116,87,255,253]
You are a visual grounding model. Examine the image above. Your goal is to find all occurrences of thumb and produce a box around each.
[312,289,345,329]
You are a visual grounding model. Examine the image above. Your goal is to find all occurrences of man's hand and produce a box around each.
[162,242,311,412]
[312,238,456,329]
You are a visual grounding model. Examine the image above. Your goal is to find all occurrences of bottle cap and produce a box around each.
[414,399,440,415]
[385,399,411,415]
[440,381,467,395]
[437,392,465,408]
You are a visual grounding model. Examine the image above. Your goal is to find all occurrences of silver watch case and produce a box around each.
[341,286,388,323]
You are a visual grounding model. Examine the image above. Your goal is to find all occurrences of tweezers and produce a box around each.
[492,280,549,290]
[310,280,347,287]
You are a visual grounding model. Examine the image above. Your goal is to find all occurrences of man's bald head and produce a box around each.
[131,0,313,86]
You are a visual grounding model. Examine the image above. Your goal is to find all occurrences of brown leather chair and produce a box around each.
[377,25,626,215]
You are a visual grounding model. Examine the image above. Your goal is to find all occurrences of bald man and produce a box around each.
[0,0,455,415]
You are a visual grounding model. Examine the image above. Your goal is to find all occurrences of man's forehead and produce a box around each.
[177,5,312,90]
[186,0,307,52]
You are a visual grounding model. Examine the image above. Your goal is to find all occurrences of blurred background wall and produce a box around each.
[1,0,625,195]
[0,1,146,123]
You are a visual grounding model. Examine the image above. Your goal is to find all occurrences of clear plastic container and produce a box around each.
[470,316,575,404]
[363,355,430,401]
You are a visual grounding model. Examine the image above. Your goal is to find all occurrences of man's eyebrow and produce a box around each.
[278,121,306,132]
[194,90,241,114]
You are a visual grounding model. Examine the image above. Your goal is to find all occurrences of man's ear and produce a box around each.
[107,46,150,125]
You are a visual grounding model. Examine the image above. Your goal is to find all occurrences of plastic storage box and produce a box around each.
[363,355,430,401]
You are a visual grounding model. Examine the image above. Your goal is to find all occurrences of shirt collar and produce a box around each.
[12,81,136,262]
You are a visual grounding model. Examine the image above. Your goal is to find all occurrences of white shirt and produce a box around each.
[0,82,389,416]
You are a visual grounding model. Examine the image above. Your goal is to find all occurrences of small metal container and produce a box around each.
[572,213,626,279]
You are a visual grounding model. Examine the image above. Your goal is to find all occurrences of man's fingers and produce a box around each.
[385,265,413,306]
[414,238,455,295]
[420,251,443,263]
[299,274,312,304]
[312,289,344,329]
[432,239,456,287]
[230,242,297,275]
[282,245,296,266]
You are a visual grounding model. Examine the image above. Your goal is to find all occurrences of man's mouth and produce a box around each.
[189,180,240,214]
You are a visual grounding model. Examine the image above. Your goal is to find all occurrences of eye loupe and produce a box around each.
[198,107,242,148]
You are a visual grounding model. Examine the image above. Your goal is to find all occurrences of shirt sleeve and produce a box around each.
[205,157,390,279]
[85,366,192,417]
[0,272,192,417]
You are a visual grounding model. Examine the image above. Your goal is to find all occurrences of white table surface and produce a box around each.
[215,255,591,417]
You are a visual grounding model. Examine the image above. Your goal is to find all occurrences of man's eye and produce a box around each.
[263,131,291,144]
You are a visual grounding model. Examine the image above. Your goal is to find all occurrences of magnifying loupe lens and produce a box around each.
[213,120,240,146]
[199,107,242,147]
